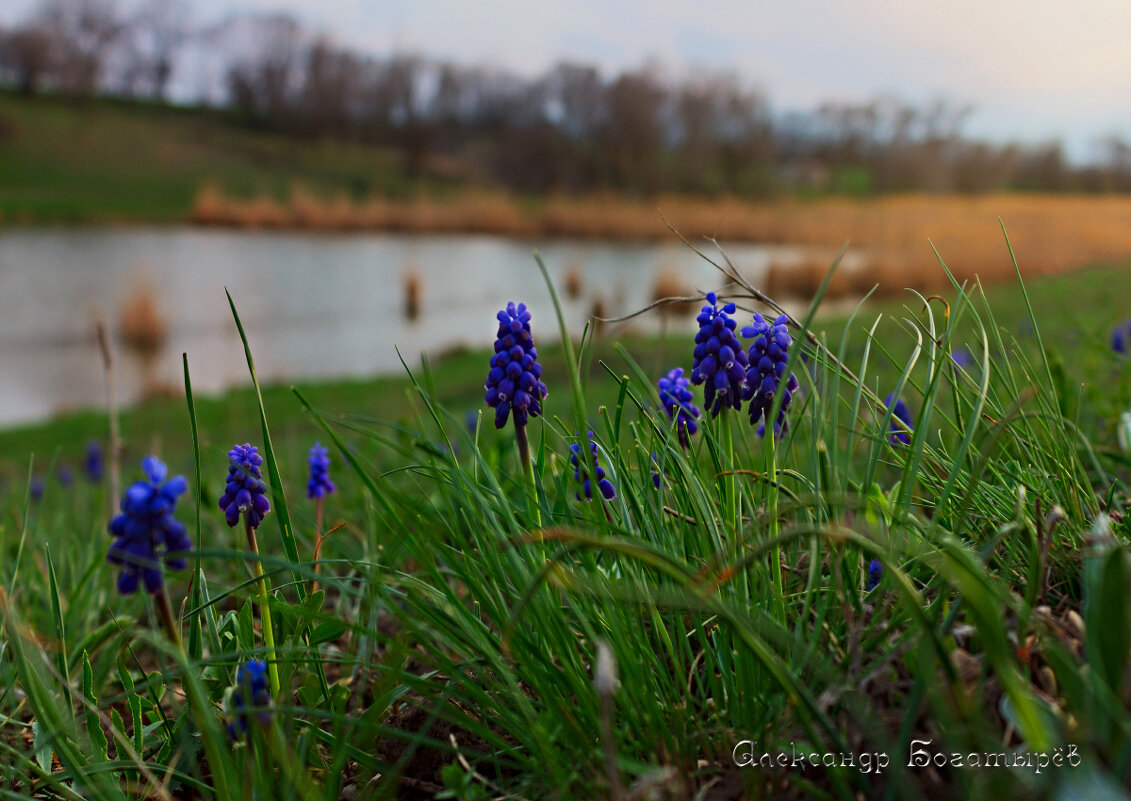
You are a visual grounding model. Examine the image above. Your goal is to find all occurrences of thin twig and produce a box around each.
[594,294,707,322]
[662,506,697,524]
[449,733,533,801]
[312,520,346,595]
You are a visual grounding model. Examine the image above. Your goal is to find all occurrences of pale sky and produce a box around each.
[4,0,1130,162]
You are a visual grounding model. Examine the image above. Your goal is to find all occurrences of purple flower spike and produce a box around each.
[84,440,104,482]
[107,457,191,595]
[306,442,335,500]
[219,444,271,529]
[866,559,882,592]
[570,432,616,501]
[951,348,974,370]
[226,658,272,739]
[650,453,662,490]
[742,313,799,439]
[884,394,914,445]
[484,302,548,430]
[690,293,749,417]
[1113,319,1131,355]
[657,368,701,447]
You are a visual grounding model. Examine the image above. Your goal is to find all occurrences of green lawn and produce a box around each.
[0,92,416,223]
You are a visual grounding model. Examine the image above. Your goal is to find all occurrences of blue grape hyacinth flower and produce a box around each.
[1113,319,1131,354]
[219,444,271,529]
[866,559,882,592]
[951,348,974,370]
[226,659,272,740]
[107,457,191,595]
[84,440,105,482]
[57,465,74,488]
[29,475,45,502]
[570,433,616,501]
[742,312,800,438]
[690,292,750,418]
[484,302,548,429]
[306,442,335,500]
[650,453,662,490]
[657,367,701,447]
[884,394,914,445]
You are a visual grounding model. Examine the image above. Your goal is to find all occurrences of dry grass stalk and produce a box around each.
[95,319,121,505]
[563,263,584,299]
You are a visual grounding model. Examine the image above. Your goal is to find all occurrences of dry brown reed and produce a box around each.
[589,296,608,336]
[119,287,167,356]
[563,263,584,299]
[403,269,421,321]
[192,186,1131,292]
[118,287,175,400]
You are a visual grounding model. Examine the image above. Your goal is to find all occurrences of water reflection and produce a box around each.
[0,228,809,426]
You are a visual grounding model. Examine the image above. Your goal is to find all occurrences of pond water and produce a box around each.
[0,228,813,426]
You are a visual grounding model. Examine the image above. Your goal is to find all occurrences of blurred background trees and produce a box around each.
[2,0,1131,197]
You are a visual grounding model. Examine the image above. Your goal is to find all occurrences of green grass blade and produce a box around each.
[224,289,305,598]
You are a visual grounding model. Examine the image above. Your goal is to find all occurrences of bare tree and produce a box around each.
[951,141,1018,193]
[301,37,363,135]
[1,23,54,95]
[225,13,305,119]
[370,54,430,175]
[370,54,421,126]
[35,0,123,98]
[674,70,773,193]
[4,2,1103,199]
[120,0,190,101]
[543,62,605,140]
[601,64,668,193]
[429,62,467,126]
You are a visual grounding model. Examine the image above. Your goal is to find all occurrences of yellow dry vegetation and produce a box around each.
[193,187,1131,293]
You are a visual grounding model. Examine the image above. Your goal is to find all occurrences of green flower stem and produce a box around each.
[766,430,786,623]
[720,409,737,535]
[515,420,545,568]
[311,496,325,594]
[246,517,282,699]
[515,421,541,527]
[153,582,182,649]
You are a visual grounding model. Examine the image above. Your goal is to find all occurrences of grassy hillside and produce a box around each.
[0,92,413,223]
